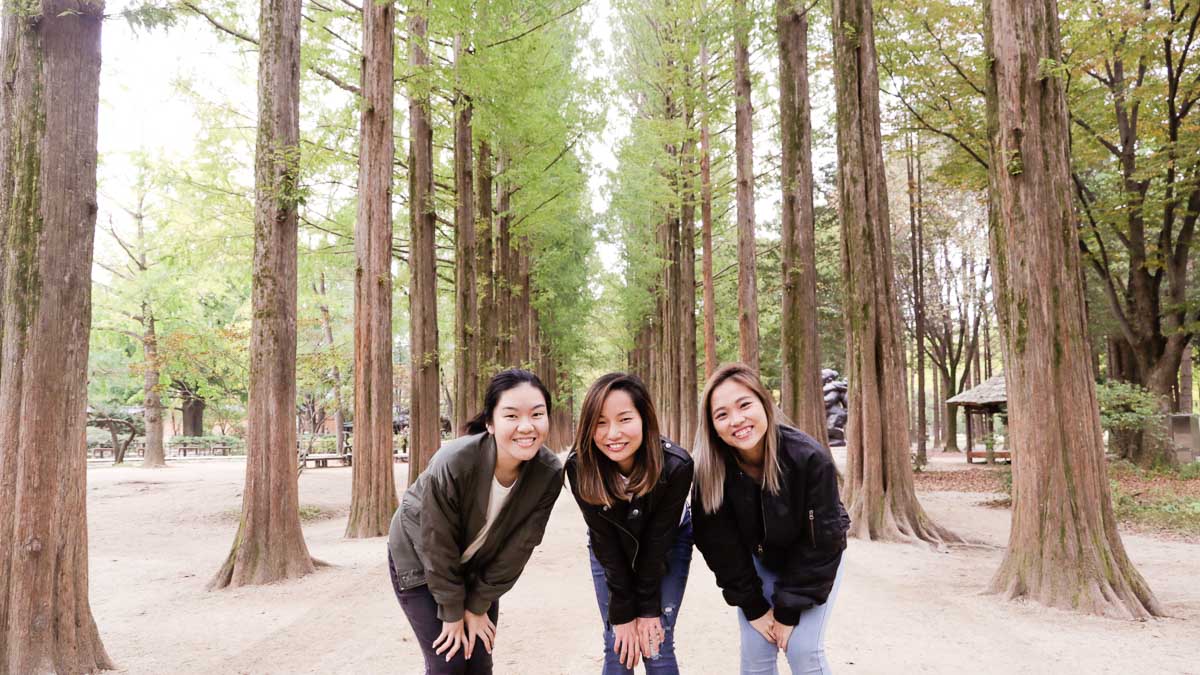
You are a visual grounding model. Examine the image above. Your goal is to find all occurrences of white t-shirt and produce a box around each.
[460,476,515,563]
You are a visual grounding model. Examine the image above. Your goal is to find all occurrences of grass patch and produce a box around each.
[1110,481,1200,538]
[299,504,335,521]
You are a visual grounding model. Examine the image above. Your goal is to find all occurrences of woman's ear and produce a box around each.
[485,423,494,436]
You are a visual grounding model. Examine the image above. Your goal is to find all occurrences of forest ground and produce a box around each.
[88,453,1199,674]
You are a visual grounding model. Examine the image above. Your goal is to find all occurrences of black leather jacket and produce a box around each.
[565,439,694,625]
[692,424,849,626]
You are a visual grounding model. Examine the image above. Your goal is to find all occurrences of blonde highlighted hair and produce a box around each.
[572,372,664,507]
[693,363,782,513]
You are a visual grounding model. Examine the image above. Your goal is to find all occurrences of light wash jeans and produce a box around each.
[588,509,693,674]
[736,555,844,674]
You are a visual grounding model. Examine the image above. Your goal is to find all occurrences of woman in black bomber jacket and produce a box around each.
[387,369,564,675]
[692,363,849,675]
[565,373,695,674]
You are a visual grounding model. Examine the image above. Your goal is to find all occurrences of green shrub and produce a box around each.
[1095,381,1164,434]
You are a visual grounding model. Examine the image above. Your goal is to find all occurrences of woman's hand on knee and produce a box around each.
[612,620,642,670]
[748,608,778,647]
[769,620,795,652]
[464,610,496,658]
[433,619,467,662]
[635,616,664,658]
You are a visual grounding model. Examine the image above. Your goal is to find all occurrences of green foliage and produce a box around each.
[1095,380,1164,434]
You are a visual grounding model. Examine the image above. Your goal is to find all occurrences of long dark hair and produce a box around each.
[572,372,663,507]
[463,369,553,436]
[694,363,781,513]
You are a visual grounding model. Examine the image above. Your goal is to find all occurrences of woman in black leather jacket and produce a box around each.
[565,373,694,674]
[692,363,849,674]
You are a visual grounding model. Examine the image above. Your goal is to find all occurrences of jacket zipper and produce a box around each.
[808,509,816,545]
[599,508,640,569]
[757,488,767,557]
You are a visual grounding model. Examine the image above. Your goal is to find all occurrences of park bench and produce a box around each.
[967,448,1012,464]
[298,450,352,468]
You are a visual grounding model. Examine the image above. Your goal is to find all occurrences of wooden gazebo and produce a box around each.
[946,374,1011,464]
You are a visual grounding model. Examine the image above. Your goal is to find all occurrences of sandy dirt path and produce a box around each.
[85,459,1200,674]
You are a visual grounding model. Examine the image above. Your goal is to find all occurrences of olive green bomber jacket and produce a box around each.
[387,432,564,622]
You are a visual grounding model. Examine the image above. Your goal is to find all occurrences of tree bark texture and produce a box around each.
[832,0,955,544]
[699,39,717,381]
[347,0,398,538]
[408,0,441,484]
[983,0,1162,618]
[181,392,205,436]
[475,140,496,400]
[733,0,759,370]
[0,1,114,670]
[210,0,316,588]
[141,311,166,467]
[907,132,927,467]
[777,1,827,445]
[679,125,698,447]
[452,34,478,433]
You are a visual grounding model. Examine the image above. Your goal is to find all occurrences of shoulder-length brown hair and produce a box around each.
[572,372,664,507]
[693,363,782,513]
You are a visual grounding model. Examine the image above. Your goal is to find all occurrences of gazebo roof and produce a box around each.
[946,374,1007,409]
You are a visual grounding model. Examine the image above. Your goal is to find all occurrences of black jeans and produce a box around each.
[389,552,499,675]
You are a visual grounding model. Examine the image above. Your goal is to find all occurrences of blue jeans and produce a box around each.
[588,509,693,674]
[736,555,844,674]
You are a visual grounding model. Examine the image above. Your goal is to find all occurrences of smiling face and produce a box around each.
[592,389,644,476]
[486,382,550,466]
[709,378,768,457]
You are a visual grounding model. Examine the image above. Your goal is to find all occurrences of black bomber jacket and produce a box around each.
[564,439,694,625]
[387,432,564,622]
[692,424,850,626]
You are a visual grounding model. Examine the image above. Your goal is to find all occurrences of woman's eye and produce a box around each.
[533,412,545,418]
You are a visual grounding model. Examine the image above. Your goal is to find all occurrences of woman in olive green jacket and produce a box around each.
[388,369,564,674]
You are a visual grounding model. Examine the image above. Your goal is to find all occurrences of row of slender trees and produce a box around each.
[1,0,597,670]
[604,0,1164,621]
[0,0,1182,671]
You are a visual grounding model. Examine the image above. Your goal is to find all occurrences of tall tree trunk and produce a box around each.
[316,274,346,454]
[832,0,955,544]
[733,0,759,369]
[907,131,928,467]
[408,0,440,483]
[181,392,206,436]
[496,156,513,365]
[942,374,959,452]
[211,0,316,588]
[0,2,113,668]
[1181,346,1193,414]
[515,241,532,366]
[983,0,1162,618]
[932,371,941,447]
[347,0,398,538]
[680,122,698,446]
[142,310,167,467]
[452,34,478,433]
[777,0,827,445]
[699,38,717,380]
[476,140,496,397]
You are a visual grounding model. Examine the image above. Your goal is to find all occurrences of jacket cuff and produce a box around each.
[436,601,465,623]
[463,593,491,617]
[739,595,772,622]
[773,601,812,627]
[608,594,638,626]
